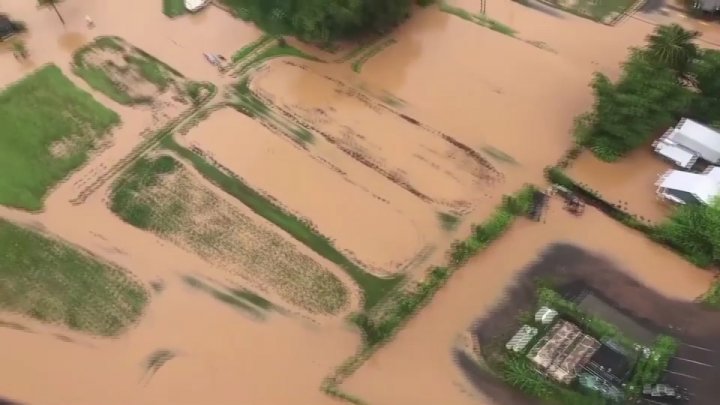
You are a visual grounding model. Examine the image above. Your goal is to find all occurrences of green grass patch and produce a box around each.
[145,349,176,376]
[351,38,396,73]
[160,137,403,310]
[481,146,518,165]
[111,155,349,314]
[182,276,267,317]
[438,212,460,231]
[0,64,120,211]
[537,0,637,23]
[162,0,187,17]
[439,1,517,36]
[72,36,185,105]
[701,279,720,309]
[231,35,275,63]
[0,218,148,335]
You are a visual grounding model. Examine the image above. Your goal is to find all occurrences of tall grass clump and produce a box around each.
[0,218,148,335]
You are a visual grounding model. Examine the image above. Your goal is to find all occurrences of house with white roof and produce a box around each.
[655,166,720,205]
[653,118,720,169]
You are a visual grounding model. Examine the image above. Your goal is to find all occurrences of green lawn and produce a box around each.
[0,64,120,211]
[163,0,187,17]
[161,136,404,310]
[0,218,148,335]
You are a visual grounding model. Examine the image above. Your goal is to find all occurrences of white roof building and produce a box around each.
[506,325,538,353]
[655,167,720,205]
[535,306,558,325]
[654,118,720,167]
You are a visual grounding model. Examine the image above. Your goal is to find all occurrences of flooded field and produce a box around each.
[182,107,429,274]
[567,148,676,223]
[1,0,714,403]
[342,202,712,405]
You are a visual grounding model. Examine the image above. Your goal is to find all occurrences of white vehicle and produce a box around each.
[185,0,210,12]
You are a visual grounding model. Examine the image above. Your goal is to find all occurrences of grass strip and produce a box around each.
[439,1,517,36]
[0,64,120,211]
[160,136,403,310]
[0,218,148,335]
[162,0,187,18]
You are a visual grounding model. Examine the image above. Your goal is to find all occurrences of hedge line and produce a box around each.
[324,185,538,403]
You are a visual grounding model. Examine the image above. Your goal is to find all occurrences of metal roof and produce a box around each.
[656,169,720,205]
[668,119,720,163]
[506,325,537,353]
[654,141,698,168]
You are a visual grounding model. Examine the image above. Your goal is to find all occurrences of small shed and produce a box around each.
[535,306,558,325]
[653,140,698,169]
[505,325,537,353]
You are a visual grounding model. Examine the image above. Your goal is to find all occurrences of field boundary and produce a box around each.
[69,81,217,205]
[321,186,537,404]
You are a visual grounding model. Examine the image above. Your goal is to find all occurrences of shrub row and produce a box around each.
[627,335,678,393]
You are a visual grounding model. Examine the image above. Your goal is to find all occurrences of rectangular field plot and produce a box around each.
[0,64,120,211]
[251,61,501,210]
[0,218,147,336]
[109,155,349,314]
[72,36,203,106]
[182,107,428,273]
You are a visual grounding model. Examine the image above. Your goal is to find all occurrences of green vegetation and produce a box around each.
[0,218,147,335]
[160,137,401,309]
[0,64,120,211]
[627,335,678,393]
[438,1,516,36]
[162,0,187,17]
[537,0,636,24]
[231,35,275,63]
[218,0,418,42]
[654,197,720,268]
[351,38,396,73]
[437,212,460,231]
[353,187,535,347]
[72,36,185,105]
[182,276,269,318]
[575,24,720,161]
[482,146,518,165]
[701,279,720,309]
[110,155,349,314]
[145,349,176,376]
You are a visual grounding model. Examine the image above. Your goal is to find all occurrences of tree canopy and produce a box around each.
[576,51,691,161]
[655,197,720,267]
[575,24,720,161]
[222,0,416,42]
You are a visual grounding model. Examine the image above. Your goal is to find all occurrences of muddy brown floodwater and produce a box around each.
[567,148,676,223]
[0,0,714,403]
[342,201,712,405]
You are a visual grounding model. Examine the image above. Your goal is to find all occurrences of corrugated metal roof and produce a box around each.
[656,169,720,205]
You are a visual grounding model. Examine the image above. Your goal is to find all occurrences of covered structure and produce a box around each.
[0,14,24,41]
[527,320,601,384]
[654,118,720,166]
[655,166,720,205]
[535,306,558,325]
[692,0,720,11]
[505,325,538,353]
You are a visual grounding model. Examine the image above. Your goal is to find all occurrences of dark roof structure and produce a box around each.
[0,14,24,40]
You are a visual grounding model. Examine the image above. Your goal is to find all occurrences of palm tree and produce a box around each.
[646,24,700,78]
[37,0,65,26]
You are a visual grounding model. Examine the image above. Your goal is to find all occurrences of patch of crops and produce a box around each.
[0,218,148,335]
[111,155,348,314]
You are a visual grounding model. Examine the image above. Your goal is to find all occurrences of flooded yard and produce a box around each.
[567,148,676,223]
[0,0,713,403]
[342,202,712,405]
